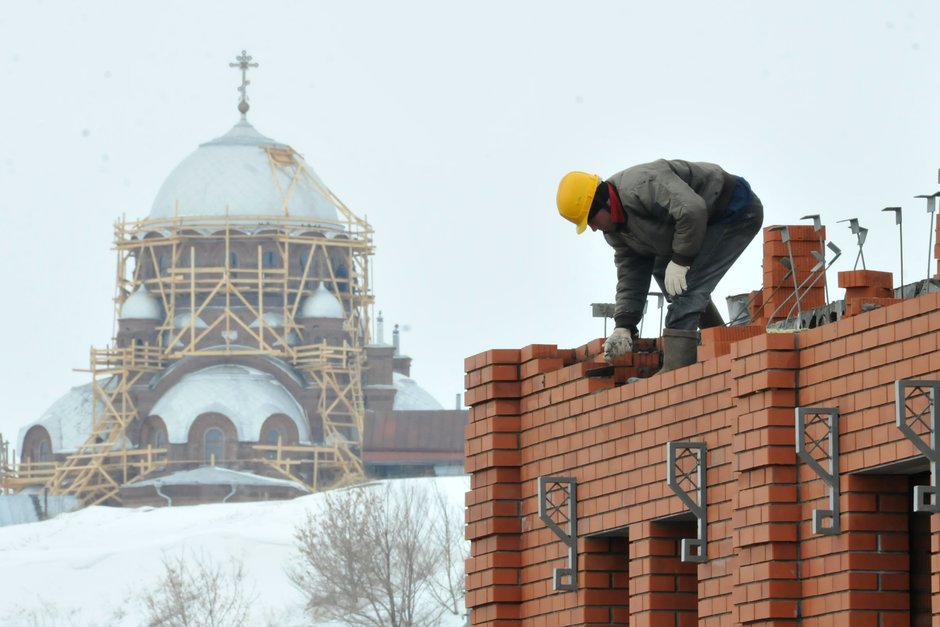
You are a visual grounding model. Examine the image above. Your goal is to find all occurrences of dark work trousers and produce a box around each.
[652,187,764,330]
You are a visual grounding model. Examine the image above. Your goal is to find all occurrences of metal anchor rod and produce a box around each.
[882,207,903,291]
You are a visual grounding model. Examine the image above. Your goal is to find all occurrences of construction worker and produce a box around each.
[557,159,763,371]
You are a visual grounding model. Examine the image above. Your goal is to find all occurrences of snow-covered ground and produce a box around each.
[0,475,470,626]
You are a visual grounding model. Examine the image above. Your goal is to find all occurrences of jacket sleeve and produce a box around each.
[652,174,708,266]
[609,238,654,334]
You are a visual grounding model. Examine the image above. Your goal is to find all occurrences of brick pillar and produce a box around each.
[628,521,698,627]
[761,225,827,324]
[731,332,801,626]
[465,349,523,626]
[577,536,630,626]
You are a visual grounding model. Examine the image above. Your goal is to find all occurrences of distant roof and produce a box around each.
[129,466,309,492]
[363,407,466,454]
[19,382,101,454]
[148,117,342,225]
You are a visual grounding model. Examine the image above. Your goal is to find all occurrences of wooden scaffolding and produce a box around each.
[3,145,374,504]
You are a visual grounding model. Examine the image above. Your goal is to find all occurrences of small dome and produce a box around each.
[149,118,342,225]
[249,312,284,328]
[119,286,163,320]
[173,312,208,329]
[249,313,300,346]
[392,372,444,411]
[300,284,344,319]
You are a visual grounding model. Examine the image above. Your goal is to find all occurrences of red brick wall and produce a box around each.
[465,227,940,626]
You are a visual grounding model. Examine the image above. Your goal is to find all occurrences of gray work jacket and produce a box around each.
[603,159,735,330]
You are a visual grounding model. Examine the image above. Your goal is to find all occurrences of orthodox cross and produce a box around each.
[229,50,259,114]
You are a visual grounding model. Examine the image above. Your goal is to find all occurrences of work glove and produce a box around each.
[665,261,689,296]
[603,327,633,363]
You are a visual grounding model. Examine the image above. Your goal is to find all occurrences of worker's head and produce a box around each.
[556,171,601,234]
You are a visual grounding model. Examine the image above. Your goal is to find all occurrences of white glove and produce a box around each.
[603,327,633,363]
[665,261,689,296]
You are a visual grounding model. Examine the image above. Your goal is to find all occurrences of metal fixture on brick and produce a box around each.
[895,379,940,512]
[538,476,578,590]
[666,441,708,563]
[795,407,841,534]
[801,214,831,304]
[838,218,868,270]
[769,225,803,318]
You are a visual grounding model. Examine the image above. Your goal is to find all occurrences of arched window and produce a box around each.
[158,255,167,276]
[264,251,277,268]
[38,440,51,463]
[154,430,166,449]
[229,252,238,268]
[205,427,224,462]
[265,428,281,459]
[299,253,309,274]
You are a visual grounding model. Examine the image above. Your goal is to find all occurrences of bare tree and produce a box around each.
[426,487,469,620]
[142,552,255,627]
[289,481,465,627]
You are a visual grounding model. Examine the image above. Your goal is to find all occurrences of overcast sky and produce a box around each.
[1,1,938,442]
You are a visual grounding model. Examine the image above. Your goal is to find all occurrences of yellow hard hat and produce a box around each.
[556,171,600,234]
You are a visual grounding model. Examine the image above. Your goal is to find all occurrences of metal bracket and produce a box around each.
[895,379,940,512]
[795,407,840,534]
[666,441,708,562]
[538,476,578,590]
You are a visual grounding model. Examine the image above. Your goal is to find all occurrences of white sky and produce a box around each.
[1,1,938,441]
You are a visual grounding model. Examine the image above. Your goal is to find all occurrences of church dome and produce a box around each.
[119,286,162,320]
[148,117,342,225]
[149,364,310,443]
[300,284,344,319]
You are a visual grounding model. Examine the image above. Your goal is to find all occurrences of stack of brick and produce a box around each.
[838,269,899,317]
[760,225,827,325]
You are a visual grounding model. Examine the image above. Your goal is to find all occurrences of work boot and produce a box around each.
[700,299,724,329]
[661,328,699,372]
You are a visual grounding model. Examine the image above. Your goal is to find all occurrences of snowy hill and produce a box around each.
[0,475,470,626]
